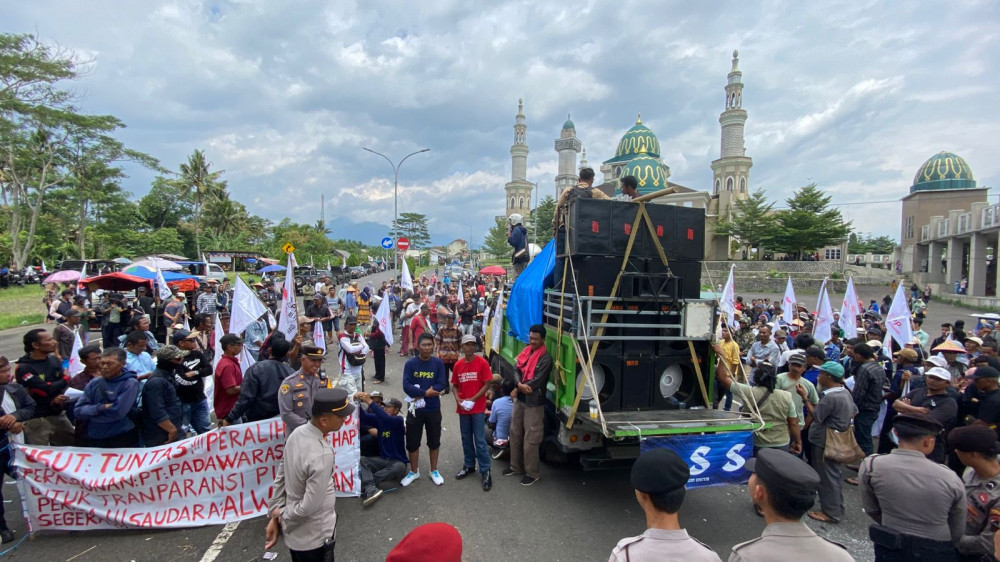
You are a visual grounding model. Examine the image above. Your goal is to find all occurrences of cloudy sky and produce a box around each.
[6,0,998,246]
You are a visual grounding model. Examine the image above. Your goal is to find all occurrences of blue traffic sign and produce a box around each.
[381,237,394,249]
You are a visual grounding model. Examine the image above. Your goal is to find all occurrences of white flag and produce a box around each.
[230,275,268,336]
[400,256,414,292]
[182,316,190,331]
[884,280,914,348]
[239,346,256,374]
[342,255,347,269]
[491,291,505,353]
[310,255,314,268]
[458,280,464,305]
[781,277,797,327]
[154,264,173,301]
[812,282,836,345]
[208,314,224,413]
[67,328,84,377]
[327,260,332,271]
[841,277,861,340]
[41,260,47,273]
[313,320,326,352]
[373,294,395,347]
[77,263,87,295]
[720,265,737,329]
[277,252,299,341]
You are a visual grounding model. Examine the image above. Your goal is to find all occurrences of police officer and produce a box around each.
[859,413,965,561]
[279,344,329,437]
[608,448,722,562]
[266,387,354,562]
[949,424,1000,561]
[730,448,852,561]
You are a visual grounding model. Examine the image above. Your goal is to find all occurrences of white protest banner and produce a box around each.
[812,282,835,345]
[884,280,914,348]
[12,417,360,531]
[277,252,299,342]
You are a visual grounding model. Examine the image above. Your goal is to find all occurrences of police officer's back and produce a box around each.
[609,448,722,561]
[729,448,853,561]
[949,424,1000,561]
[859,413,964,561]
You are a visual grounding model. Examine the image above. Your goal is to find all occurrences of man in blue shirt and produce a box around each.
[401,333,447,487]
[487,379,515,456]
[124,330,155,381]
[355,393,407,507]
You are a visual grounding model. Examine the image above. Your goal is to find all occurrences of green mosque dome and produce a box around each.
[607,115,660,164]
[618,154,667,195]
[562,115,575,130]
[910,151,977,194]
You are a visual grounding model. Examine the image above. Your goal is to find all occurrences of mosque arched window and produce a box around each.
[510,197,515,209]
[519,197,525,209]
[715,179,721,194]
[739,177,747,192]
[726,177,734,191]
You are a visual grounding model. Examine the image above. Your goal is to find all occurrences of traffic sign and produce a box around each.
[282,243,295,254]
[381,237,394,249]
[396,237,410,251]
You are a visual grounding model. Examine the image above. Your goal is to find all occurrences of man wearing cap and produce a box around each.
[452,334,494,491]
[967,337,985,360]
[731,448,852,561]
[336,316,369,396]
[354,392,407,507]
[859,413,964,560]
[171,329,213,435]
[196,283,216,318]
[609,448,722,562]
[266,388,354,561]
[776,353,819,444]
[213,334,243,421]
[141,346,185,446]
[892,367,958,463]
[279,344,329,438]
[805,361,857,524]
[224,338,293,426]
[949,425,1000,560]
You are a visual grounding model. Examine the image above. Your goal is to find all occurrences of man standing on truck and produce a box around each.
[503,324,552,486]
[506,214,529,279]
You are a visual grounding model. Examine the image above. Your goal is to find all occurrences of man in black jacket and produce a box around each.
[851,343,886,457]
[142,346,184,446]
[172,329,212,434]
[222,338,293,425]
[15,329,73,446]
[503,324,553,486]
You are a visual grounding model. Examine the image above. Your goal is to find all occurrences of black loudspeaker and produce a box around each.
[570,255,644,297]
[643,204,706,261]
[645,258,701,299]
[565,198,612,257]
[609,203,653,258]
[576,351,621,411]
[621,354,656,410]
[651,353,708,410]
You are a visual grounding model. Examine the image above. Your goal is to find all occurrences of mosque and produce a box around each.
[502,51,753,261]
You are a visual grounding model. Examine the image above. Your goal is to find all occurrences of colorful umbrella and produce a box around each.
[479,265,507,275]
[130,258,182,271]
[42,270,81,284]
[259,264,286,273]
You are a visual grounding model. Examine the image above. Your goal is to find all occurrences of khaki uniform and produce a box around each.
[267,422,337,552]
[609,528,722,562]
[958,468,1000,559]
[278,371,329,437]
[729,522,853,561]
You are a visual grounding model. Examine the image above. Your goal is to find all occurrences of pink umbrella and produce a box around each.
[479,265,507,275]
[42,270,81,284]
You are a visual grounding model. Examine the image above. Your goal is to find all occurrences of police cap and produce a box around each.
[630,448,689,494]
[893,413,944,436]
[311,387,355,418]
[300,344,325,359]
[948,425,1000,455]
[746,448,820,500]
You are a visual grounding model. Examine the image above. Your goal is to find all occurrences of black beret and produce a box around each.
[975,356,1000,371]
[631,448,689,494]
[893,413,944,436]
[746,448,819,500]
[948,425,1000,454]
[974,366,1000,380]
[311,387,355,418]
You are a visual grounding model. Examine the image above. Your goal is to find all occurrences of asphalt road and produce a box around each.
[0,275,984,561]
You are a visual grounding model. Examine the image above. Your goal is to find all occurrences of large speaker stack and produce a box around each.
[559,198,709,412]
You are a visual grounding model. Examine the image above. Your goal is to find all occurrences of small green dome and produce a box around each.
[618,155,667,195]
[607,115,660,164]
[911,152,976,193]
[562,115,575,130]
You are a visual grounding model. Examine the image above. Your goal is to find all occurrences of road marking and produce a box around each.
[199,521,241,562]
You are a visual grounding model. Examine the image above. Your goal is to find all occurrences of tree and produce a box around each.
[712,189,775,260]
[483,218,510,259]
[528,195,556,248]
[771,184,851,258]
[389,212,431,249]
[173,149,226,259]
[848,233,896,254]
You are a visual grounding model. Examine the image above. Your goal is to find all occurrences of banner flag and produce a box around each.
[640,431,753,489]
[239,346,256,374]
[11,417,360,531]
[313,320,326,352]
[154,264,173,301]
[41,260,47,273]
[67,330,84,377]
[813,283,836,345]
[780,277,797,327]
[373,293,395,347]
[885,280,914,348]
[229,276,268,336]
[399,257,414,292]
[77,263,87,295]
[841,277,862,340]
[720,265,737,329]
[490,291,504,353]
[277,253,299,342]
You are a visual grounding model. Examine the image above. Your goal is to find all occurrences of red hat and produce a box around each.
[386,522,462,562]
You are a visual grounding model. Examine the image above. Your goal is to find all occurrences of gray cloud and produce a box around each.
[6,0,997,246]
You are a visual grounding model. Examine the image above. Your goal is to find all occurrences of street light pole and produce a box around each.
[362,147,430,271]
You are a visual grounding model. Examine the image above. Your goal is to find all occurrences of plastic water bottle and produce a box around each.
[589,399,598,420]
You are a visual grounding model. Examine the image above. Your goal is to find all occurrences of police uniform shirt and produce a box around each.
[958,467,1000,558]
[728,522,853,562]
[278,370,328,437]
[858,448,965,542]
[609,528,722,562]
[267,421,336,551]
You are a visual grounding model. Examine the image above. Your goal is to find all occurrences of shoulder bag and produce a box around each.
[824,423,864,464]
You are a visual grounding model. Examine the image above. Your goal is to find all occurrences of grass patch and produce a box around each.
[0,284,47,330]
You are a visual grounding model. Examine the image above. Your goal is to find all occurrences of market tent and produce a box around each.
[79,272,154,292]
[124,266,201,292]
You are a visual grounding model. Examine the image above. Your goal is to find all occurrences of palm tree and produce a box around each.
[174,150,226,258]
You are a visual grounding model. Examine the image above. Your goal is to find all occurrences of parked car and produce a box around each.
[349,266,365,279]
[327,266,351,286]
[176,261,228,284]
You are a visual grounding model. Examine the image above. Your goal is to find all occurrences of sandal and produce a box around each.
[844,477,859,486]
[807,511,839,524]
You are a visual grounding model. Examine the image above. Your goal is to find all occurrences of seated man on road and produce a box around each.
[487,379,515,458]
[355,392,408,507]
